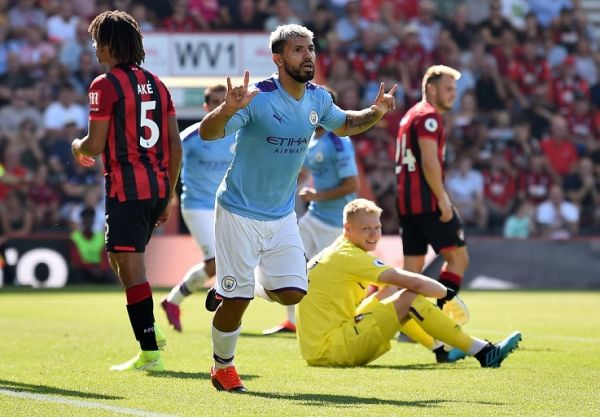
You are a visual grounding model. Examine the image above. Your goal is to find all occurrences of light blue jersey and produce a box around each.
[304,131,357,227]
[180,122,235,210]
[219,75,347,220]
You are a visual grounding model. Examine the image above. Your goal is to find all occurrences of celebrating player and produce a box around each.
[199,24,397,392]
[296,198,521,367]
[72,10,182,371]
[264,87,358,335]
[161,85,234,332]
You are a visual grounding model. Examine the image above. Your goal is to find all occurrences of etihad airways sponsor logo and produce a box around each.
[266,136,310,154]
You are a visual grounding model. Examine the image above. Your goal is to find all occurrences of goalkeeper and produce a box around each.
[296,198,521,367]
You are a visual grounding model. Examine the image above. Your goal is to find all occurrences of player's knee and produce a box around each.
[276,290,305,305]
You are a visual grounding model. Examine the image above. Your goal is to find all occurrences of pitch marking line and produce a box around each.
[0,388,180,417]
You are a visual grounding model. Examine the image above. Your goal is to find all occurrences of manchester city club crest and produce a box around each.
[221,276,237,292]
[309,109,318,125]
[315,151,324,162]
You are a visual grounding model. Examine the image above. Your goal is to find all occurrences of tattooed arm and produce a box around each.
[333,82,398,137]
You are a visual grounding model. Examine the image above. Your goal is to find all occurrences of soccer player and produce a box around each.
[296,198,521,367]
[160,85,234,332]
[393,65,470,326]
[199,24,397,392]
[71,10,182,372]
[264,88,359,335]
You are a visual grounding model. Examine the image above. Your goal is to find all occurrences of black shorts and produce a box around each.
[400,208,466,256]
[105,197,169,253]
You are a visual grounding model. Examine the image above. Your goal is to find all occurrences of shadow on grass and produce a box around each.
[148,371,259,381]
[366,363,473,371]
[0,379,122,400]
[246,391,501,408]
[239,332,295,339]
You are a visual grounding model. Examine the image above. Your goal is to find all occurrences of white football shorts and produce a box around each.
[214,203,307,300]
[298,211,342,260]
[181,208,216,261]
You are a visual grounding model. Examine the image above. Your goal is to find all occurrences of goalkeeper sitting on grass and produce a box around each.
[296,198,521,367]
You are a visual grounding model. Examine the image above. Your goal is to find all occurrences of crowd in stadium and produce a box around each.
[1,0,599,244]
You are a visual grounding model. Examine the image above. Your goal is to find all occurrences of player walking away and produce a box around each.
[264,88,359,335]
[392,65,471,346]
[296,198,522,368]
[199,24,397,392]
[71,10,182,372]
[161,85,234,332]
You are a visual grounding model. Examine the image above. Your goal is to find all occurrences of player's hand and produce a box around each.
[371,82,398,116]
[71,139,95,168]
[437,287,457,308]
[224,70,259,111]
[438,193,453,223]
[299,186,318,202]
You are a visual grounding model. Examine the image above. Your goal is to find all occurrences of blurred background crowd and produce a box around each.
[1,0,600,248]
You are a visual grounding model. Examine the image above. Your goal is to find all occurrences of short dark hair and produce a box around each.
[205,84,226,105]
[88,10,145,65]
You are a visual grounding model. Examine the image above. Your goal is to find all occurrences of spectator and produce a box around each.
[306,4,334,52]
[0,87,44,135]
[59,20,96,71]
[567,94,598,154]
[506,38,551,110]
[69,51,102,96]
[517,152,555,205]
[69,207,116,284]
[536,184,579,239]
[27,163,61,231]
[263,0,302,33]
[446,156,488,231]
[527,0,573,28]
[42,84,87,137]
[161,0,203,32]
[46,2,79,43]
[130,2,156,33]
[483,152,517,233]
[477,0,513,49]
[503,200,535,238]
[5,118,45,172]
[540,115,579,177]
[0,142,31,201]
[7,0,46,38]
[553,7,582,54]
[68,186,105,234]
[445,4,476,50]
[229,0,268,32]
[474,55,507,115]
[409,0,441,53]
[563,157,600,228]
[334,0,371,51]
[550,55,589,118]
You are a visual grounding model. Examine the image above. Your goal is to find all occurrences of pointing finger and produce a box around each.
[387,84,398,96]
[226,76,233,91]
[243,70,250,89]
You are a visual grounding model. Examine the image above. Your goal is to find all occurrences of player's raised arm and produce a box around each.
[199,71,259,140]
[333,82,398,137]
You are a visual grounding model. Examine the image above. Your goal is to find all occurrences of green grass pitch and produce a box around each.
[0,288,599,417]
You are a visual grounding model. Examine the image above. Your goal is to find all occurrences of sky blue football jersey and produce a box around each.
[304,131,357,227]
[219,75,346,220]
[180,122,235,210]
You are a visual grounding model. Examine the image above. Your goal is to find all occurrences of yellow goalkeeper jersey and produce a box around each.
[296,236,393,362]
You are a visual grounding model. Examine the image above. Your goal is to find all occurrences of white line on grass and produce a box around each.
[0,388,180,417]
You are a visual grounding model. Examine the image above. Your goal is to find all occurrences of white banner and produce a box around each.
[143,33,275,78]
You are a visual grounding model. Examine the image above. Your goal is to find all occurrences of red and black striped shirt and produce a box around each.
[395,101,445,215]
[88,64,176,202]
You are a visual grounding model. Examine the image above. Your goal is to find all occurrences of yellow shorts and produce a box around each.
[308,296,401,367]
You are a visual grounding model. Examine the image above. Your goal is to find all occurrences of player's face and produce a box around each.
[434,75,457,112]
[345,213,382,252]
[280,36,315,83]
[93,41,110,65]
[205,90,226,112]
